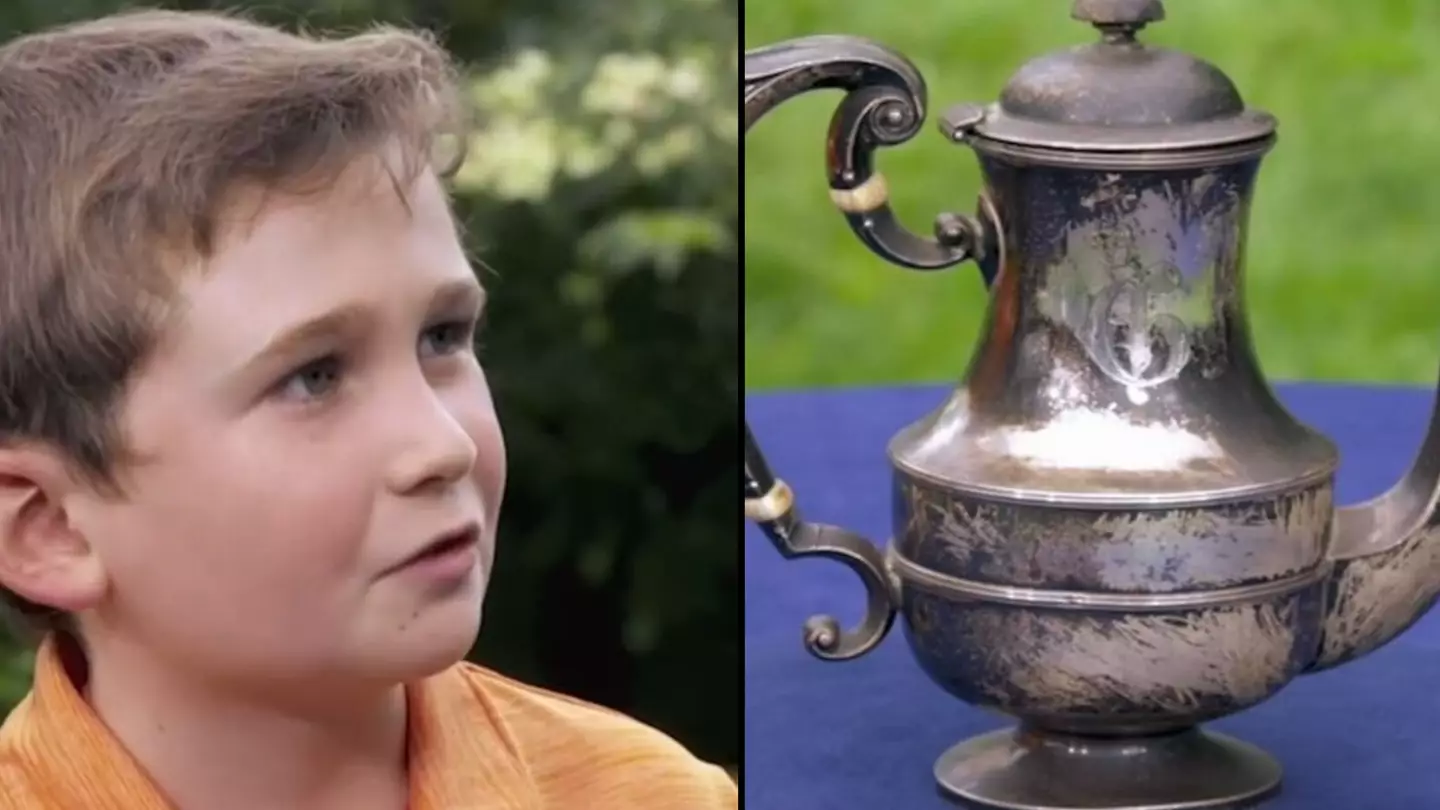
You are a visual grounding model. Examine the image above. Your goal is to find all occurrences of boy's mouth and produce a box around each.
[387,522,481,574]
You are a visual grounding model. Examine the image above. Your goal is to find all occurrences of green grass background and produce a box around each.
[745,0,1440,391]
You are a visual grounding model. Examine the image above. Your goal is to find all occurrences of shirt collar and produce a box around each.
[4,635,537,809]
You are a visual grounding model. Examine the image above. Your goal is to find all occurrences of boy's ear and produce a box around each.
[0,444,106,613]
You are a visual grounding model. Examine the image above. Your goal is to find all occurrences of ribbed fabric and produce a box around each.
[0,636,736,809]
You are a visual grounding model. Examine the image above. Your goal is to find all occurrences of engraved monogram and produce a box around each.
[1084,261,1191,389]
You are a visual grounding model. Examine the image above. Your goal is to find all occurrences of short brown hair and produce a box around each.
[0,7,468,641]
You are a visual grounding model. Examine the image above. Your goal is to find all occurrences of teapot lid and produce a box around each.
[949,0,1275,154]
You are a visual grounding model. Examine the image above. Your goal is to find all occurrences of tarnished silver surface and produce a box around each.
[894,477,1333,594]
[743,3,1440,809]
[896,571,1324,734]
[935,727,1282,810]
[888,161,1339,507]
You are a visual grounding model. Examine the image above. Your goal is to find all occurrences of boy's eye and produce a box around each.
[419,319,478,359]
[277,355,344,403]
[269,318,477,404]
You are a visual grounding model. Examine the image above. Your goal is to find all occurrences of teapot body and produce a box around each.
[887,153,1339,735]
[893,481,1331,734]
[894,155,1337,509]
[744,7,1440,808]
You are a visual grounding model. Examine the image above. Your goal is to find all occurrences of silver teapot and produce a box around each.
[742,2,1440,808]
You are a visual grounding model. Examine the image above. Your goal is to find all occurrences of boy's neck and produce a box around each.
[69,633,412,810]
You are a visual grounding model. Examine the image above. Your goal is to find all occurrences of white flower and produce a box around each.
[664,56,710,102]
[471,49,554,116]
[581,52,671,118]
[635,125,705,177]
[455,115,560,201]
[560,126,620,179]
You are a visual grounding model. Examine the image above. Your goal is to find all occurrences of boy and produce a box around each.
[0,9,736,810]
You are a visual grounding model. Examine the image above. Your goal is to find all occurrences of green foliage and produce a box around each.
[746,0,1440,390]
[0,0,737,765]
[446,13,738,756]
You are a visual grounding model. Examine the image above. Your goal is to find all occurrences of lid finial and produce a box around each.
[1072,0,1165,43]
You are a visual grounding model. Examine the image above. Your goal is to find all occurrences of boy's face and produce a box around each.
[68,153,505,695]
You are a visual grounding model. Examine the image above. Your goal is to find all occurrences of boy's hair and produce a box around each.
[0,8,468,642]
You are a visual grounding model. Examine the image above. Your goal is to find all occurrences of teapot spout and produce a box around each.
[1309,378,1440,672]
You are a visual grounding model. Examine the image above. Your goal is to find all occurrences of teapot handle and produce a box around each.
[743,36,995,661]
[744,428,895,660]
[744,35,988,270]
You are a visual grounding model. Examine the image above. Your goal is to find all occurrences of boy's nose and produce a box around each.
[385,387,478,496]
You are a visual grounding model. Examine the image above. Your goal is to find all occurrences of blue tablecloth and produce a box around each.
[744,381,1440,809]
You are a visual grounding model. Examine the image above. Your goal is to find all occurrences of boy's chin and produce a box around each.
[359,595,485,683]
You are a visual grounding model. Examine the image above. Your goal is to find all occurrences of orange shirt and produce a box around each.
[0,637,737,809]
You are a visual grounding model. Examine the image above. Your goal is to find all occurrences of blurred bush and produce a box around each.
[0,0,738,765]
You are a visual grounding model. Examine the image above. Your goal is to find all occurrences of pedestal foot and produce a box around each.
[934,725,1281,810]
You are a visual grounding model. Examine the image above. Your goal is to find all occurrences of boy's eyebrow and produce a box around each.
[432,277,487,316]
[238,304,372,378]
[236,278,486,378]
